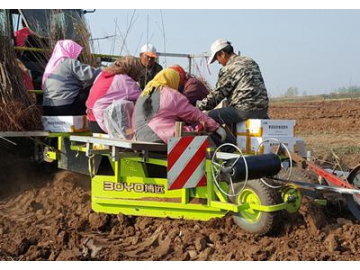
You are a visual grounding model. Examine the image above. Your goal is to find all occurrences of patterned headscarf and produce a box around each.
[169,65,186,86]
[42,40,83,85]
[104,55,144,82]
[141,69,180,97]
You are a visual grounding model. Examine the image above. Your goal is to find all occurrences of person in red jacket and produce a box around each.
[86,56,143,133]
[14,26,31,47]
[169,65,209,106]
[14,21,34,91]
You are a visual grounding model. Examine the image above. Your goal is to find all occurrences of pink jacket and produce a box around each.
[86,71,141,132]
[147,87,219,143]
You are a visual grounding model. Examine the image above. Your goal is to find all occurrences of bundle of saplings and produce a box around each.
[0,10,96,132]
[0,25,43,131]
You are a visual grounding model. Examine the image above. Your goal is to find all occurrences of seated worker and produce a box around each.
[169,65,209,106]
[138,43,163,90]
[86,56,143,134]
[42,40,100,116]
[198,39,269,144]
[133,69,226,144]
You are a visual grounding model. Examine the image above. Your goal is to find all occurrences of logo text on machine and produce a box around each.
[104,182,165,194]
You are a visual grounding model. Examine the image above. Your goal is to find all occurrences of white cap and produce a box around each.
[140,43,158,58]
[208,39,230,65]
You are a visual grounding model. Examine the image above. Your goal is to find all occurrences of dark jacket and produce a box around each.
[182,76,209,106]
[139,62,163,90]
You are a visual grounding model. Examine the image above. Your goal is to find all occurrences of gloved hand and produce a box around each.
[195,123,204,133]
[215,126,227,142]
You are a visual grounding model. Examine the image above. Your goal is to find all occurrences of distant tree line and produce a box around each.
[335,85,360,94]
[323,85,360,99]
[281,85,360,99]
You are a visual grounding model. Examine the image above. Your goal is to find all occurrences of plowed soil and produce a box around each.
[1,98,360,261]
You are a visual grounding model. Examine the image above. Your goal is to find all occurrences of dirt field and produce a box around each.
[1,98,360,261]
[270,98,360,170]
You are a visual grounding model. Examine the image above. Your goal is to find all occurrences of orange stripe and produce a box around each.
[246,135,251,153]
[83,115,87,129]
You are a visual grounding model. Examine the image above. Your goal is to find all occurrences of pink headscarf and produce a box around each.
[42,40,83,85]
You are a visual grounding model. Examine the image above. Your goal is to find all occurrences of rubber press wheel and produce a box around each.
[347,165,360,189]
[230,180,282,235]
[345,165,360,219]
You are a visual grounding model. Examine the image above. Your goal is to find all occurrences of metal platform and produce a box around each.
[0,131,50,137]
[70,135,167,152]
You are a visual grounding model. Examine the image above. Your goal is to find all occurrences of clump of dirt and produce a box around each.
[0,167,92,261]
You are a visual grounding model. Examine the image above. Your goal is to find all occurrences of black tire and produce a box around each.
[230,180,282,236]
[347,165,360,188]
[346,165,360,218]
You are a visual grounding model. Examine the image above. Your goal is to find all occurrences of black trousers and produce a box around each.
[88,120,105,134]
[42,87,90,116]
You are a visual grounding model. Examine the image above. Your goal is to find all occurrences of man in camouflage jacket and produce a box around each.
[198,39,269,126]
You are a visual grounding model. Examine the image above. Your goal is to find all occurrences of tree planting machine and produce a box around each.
[2,125,359,236]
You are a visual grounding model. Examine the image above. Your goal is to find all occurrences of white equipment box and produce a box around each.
[42,115,88,133]
[237,119,296,137]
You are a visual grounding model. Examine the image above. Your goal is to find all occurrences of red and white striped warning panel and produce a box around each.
[167,136,208,190]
